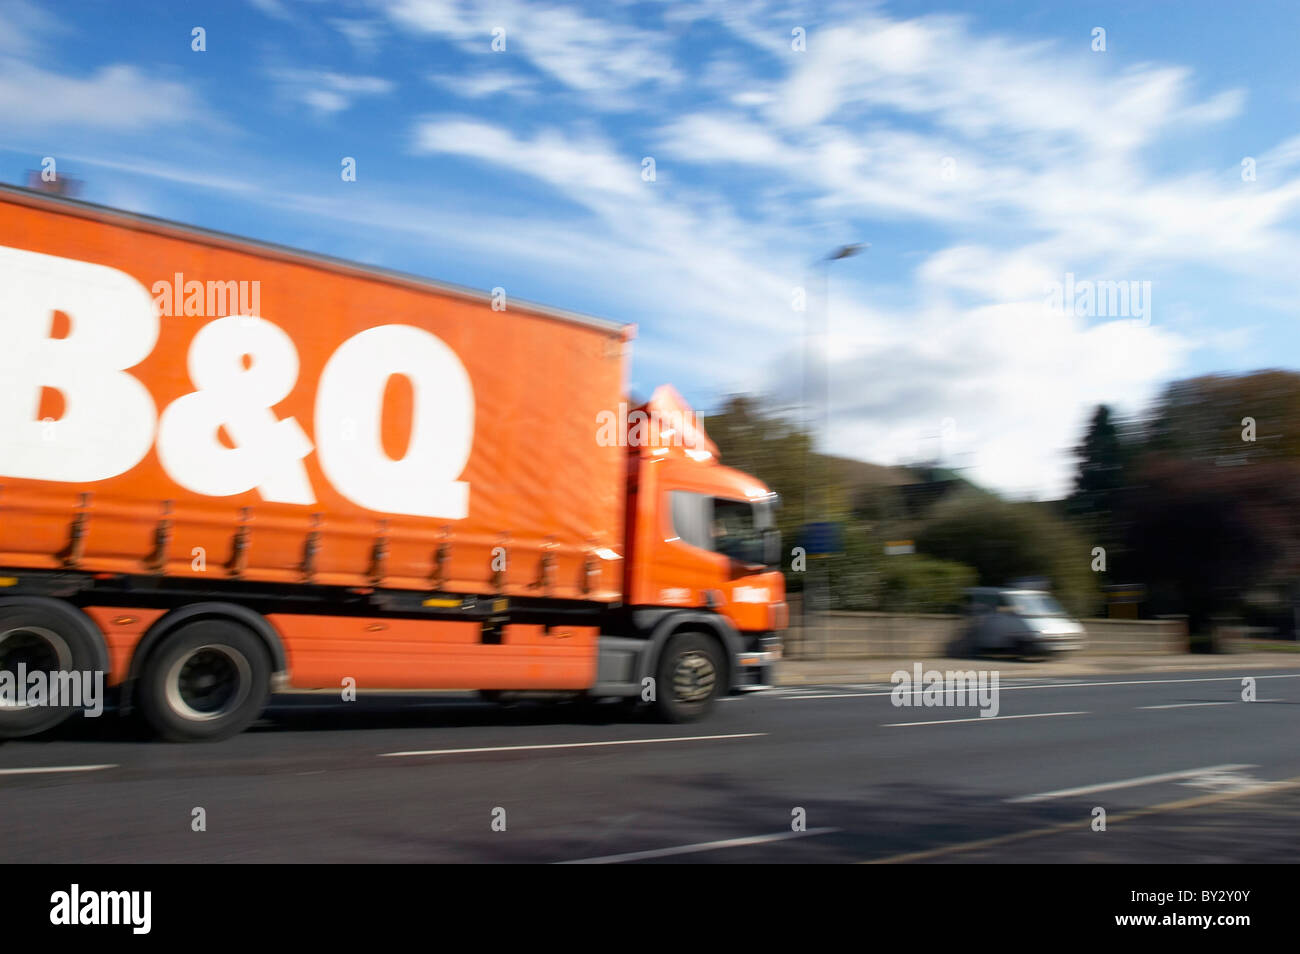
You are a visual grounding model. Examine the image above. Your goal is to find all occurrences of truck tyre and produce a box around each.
[137,620,271,742]
[653,631,724,723]
[0,603,102,738]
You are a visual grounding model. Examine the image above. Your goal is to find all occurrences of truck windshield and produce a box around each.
[1009,592,1067,617]
[670,491,773,563]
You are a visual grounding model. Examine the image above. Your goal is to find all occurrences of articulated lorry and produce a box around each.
[0,183,786,741]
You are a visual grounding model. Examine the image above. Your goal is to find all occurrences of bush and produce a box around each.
[822,518,883,610]
[879,554,978,613]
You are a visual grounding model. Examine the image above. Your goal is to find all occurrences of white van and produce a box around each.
[962,587,1086,657]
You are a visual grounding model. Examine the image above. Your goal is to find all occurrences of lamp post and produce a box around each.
[802,243,868,656]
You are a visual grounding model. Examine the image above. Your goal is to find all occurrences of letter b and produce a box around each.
[0,247,159,483]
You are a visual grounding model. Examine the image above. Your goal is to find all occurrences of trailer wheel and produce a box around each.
[137,620,270,742]
[0,603,101,739]
[653,631,724,723]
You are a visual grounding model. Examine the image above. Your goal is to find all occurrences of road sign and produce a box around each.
[800,521,841,556]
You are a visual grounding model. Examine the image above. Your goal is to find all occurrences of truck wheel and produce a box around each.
[0,603,101,738]
[653,631,724,723]
[137,620,270,742]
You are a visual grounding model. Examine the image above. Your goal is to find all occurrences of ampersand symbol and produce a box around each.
[158,316,315,503]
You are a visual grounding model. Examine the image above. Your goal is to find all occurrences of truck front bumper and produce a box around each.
[732,635,782,692]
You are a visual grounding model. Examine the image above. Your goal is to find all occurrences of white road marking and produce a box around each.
[767,673,1300,701]
[1009,764,1258,803]
[883,711,1087,727]
[558,827,840,864]
[380,732,765,758]
[1177,768,1271,795]
[0,764,116,777]
[1140,701,1236,710]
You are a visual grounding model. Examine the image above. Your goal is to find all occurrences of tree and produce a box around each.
[1115,456,1300,632]
[1110,370,1300,632]
[1143,371,1300,465]
[1069,405,1127,519]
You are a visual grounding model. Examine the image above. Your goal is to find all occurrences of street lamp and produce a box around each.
[801,242,868,655]
[827,243,868,262]
[808,244,869,449]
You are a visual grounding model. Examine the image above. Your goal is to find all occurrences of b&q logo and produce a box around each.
[0,246,474,518]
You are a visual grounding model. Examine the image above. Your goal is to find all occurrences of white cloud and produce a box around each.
[0,0,200,132]
[246,0,292,21]
[812,295,1188,497]
[382,0,678,106]
[412,118,644,199]
[0,63,198,130]
[0,0,58,56]
[268,68,395,115]
[56,152,263,195]
[427,70,536,99]
[658,113,790,167]
[330,18,386,56]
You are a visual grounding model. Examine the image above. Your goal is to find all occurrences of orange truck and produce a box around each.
[0,183,786,741]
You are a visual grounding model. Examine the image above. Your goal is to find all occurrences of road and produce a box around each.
[1,666,1298,863]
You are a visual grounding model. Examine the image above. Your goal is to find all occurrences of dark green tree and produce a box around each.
[1069,405,1126,517]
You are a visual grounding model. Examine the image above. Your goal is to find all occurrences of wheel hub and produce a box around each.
[672,650,716,703]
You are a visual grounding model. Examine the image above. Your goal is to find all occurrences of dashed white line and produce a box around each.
[380,732,765,758]
[883,710,1088,727]
[1009,764,1259,803]
[0,764,116,777]
[1140,701,1237,710]
[558,827,840,864]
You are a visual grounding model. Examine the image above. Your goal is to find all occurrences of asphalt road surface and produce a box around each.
[2,667,1298,863]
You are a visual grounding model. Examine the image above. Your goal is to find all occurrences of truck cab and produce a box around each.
[615,388,787,713]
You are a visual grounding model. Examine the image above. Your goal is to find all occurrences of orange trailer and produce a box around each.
[0,184,785,740]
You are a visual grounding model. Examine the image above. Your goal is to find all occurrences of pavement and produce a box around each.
[0,662,1297,863]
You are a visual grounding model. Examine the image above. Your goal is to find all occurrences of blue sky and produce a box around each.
[3,0,1299,497]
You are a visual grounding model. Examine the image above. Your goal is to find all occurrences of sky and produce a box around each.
[2,0,1299,499]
